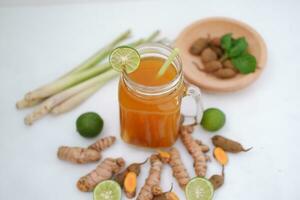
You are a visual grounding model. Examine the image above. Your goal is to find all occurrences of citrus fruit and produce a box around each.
[93,180,121,200]
[200,108,226,132]
[109,46,140,73]
[185,177,214,200]
[76,112,103,138]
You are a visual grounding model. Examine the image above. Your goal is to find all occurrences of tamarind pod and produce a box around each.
[212,135,252,153]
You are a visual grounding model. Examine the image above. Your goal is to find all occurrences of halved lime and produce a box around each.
[93,180,121,200]
[109,46,140,73]
[185,177,214,200]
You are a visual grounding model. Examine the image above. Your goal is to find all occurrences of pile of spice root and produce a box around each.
[190,33,257,79]
[57,128,252,199]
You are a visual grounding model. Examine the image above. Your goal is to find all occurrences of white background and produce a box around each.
[0,0,300,199]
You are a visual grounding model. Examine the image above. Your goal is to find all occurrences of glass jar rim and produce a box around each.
[122,43,183,96]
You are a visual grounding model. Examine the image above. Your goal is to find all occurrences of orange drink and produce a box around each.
[118,44,201,148]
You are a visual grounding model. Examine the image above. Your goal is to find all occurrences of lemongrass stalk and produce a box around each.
[24,69,118,125]
[51,84,102,115]
[25,63,111,101]
[157,48,179,77]
[65,30,131,76]
[16,98,43,109]
[145,30,160,43]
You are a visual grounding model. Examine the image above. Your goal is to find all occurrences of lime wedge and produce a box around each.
[109,46,140,73]
[185,177,214,200]
[93,180,121,200]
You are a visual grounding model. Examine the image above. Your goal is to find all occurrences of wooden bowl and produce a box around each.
[175,17,267,92]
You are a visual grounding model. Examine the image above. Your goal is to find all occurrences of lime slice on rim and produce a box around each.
[93,180,121,200]
[109,46,140,73]
[185,177,214,200]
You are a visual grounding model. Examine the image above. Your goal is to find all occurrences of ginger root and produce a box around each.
[136,154,164,200]
[169,147,190,189]
[57,136,116,164]
[180,125,208,177]
[77,157,125,192]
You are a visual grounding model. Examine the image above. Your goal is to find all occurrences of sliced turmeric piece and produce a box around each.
[157,150,171,163]
[124,172,137,198]
[213,147,228,166]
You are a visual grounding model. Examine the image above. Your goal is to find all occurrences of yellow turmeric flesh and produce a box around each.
[124,172,137,198]
[77,157,125,192]
[214,147,228,166]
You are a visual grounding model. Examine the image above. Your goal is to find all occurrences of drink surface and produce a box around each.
[119,57,184,148]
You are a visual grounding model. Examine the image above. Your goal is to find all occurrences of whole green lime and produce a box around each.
[76,112,104,138]
[200,108,226,132]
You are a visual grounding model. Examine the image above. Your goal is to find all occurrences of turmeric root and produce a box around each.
[136,154,164,200]
[124,172,137,198]
[152,185,179,200]
[195,139,210,153]
[180,125,207,177]
[57,136,116,164]
[114,159,147,187]
[57,147,100,164]
[169,147,190,189]
[77,157,125,192]
[88,136,116,152]
[212,135,252,153]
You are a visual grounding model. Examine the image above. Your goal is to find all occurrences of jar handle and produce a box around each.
[182,85,204,125]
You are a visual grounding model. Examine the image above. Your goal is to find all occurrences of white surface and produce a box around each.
[0,0,300,199]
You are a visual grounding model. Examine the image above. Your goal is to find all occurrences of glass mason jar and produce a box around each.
[118,43,202,148]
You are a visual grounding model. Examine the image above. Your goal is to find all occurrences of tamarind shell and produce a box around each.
[204,61,222,72]
[214,68,237,79]
[209,174,224,190]
[212,135,251,153]
[201,48,218,63]
[190,38,209,55]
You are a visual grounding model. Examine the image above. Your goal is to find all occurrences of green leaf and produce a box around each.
[231,54,257,74]
[220,33,232,51]
[228,37,248,58]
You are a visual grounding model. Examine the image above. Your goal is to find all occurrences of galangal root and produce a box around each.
[180,125,209,177]
[77,157,125,192]
[114,159,148,198]
[57,136,116,164]
[168,147,190,189]
[152,185,180,200]
[136,154,164,200]
[212,135,252,153]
